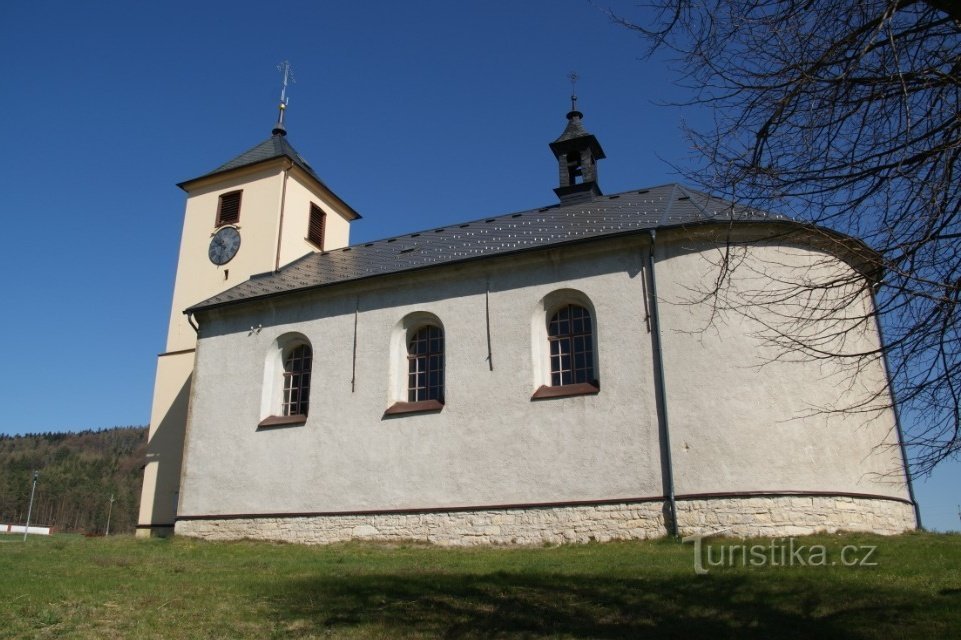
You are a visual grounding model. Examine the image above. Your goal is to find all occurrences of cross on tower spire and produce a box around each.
[272,61,295,136]
[568,72,579,113]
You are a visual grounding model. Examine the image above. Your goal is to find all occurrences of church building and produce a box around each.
[138,94,919,544]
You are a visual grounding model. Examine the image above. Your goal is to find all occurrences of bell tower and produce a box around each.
[549,75,606,204]
[137,66,361,536]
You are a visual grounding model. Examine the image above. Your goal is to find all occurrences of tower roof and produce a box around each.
[177,133,324,190]
[549,110,606,158]
[552,110,588,144]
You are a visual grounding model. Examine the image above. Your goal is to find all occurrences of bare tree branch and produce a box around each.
[612,0,961,475]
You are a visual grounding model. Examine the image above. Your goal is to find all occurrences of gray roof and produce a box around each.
[550,111,606,159]
[553,112,591,143]
[178,134,325,189]
[189,183,786,313]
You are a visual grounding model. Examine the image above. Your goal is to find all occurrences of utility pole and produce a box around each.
[105,494,115,536]
[23,471,38,542]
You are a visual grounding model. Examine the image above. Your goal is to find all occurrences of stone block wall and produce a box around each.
[175,495,916,545]
[676,495,916,538]
[175,502,667,546]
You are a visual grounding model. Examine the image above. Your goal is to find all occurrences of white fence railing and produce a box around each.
[1,524,52,535]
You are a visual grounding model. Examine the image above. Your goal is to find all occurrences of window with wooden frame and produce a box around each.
[281,343,312,417]
[548,304,595,386]
[216,190,242,227]
[307,204,326,249]
[385,314,446,416]
[407,325,444,403]
[531,293,599,401]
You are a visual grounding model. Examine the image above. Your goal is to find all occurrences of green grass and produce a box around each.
[0,531,958,639]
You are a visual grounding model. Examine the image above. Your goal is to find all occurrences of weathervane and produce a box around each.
[273,60,296,136]
[568,71,579,113]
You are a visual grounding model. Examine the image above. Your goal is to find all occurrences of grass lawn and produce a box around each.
[0,531,959,639]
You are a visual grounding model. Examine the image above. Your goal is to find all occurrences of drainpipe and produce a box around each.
[186,312,199,334]
[274,160,293,272]
[646,230,679,537]
[870,286,923,530]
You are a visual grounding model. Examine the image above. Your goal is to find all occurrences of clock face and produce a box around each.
[208,226,241,265]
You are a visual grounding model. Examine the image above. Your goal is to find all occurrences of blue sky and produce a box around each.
[0,0,956,532]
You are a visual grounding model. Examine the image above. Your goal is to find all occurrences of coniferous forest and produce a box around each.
[0,427,146,535]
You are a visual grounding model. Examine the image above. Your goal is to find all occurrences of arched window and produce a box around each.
[281,343,312,417]
[408,325,444,403]
[548,304,595,387]
[531,291,599,400]
[259,335,312,428]
[386,314,445,416]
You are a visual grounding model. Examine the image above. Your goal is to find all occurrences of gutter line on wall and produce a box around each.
[646,230,679,537]
[351,298,359,393]
[485,278,494,371]
[870,287,923,530]
[274,160,293,272]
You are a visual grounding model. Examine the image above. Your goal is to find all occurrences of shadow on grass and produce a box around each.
[258,571,925,639]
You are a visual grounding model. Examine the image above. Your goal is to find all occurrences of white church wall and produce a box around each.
[176,230,915,541]
[653,233,910,501]
[179,237,664,519]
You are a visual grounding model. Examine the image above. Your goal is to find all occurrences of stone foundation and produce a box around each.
[176,502,667,546]
[675,495,916,538]
[175,495,916,545]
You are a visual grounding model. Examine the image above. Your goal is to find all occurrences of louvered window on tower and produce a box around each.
[216,190,242,227]
[308,204,326,249]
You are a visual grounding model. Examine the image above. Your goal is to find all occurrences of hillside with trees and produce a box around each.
[0,427,146,535]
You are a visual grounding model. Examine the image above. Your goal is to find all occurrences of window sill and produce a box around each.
[384,400,444,416]
[258,414,308,429]
[531,382,600,400]
[304,237,324,251]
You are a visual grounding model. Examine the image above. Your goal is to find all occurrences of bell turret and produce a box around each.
[549,89,605,204]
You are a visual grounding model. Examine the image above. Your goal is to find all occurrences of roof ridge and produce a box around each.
[335,184,687,250]
[339,204,554,249]
[676,185,788,220]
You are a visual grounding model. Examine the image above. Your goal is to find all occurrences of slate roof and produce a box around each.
[178,134,325,189]
[550,111,606,160]
[188,183,787,313]
[553,112,591,143]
